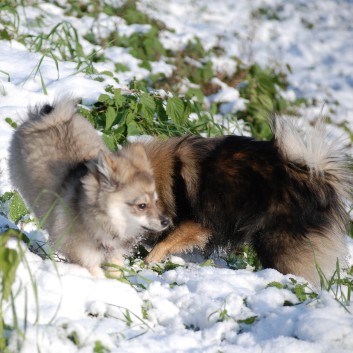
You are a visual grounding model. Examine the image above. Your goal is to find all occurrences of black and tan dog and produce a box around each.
[139,117,352,285]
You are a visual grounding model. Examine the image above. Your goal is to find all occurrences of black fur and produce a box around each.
[172,157,195,222]
[40,104,54,116]
[59,162,89,213]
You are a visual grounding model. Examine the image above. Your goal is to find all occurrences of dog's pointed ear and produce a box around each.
[122,143,152,172]
[87,150,120,188]
[97,150,113,178]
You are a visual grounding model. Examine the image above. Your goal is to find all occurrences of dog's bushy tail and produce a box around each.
[271,116,352,286]
[23,98,77,133]
[273,116,352,200]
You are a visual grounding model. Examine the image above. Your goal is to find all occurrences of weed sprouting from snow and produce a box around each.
[105,303,153,332]
[208,302,232,323]
[317,260,353,312]
[267,278,318,304]
[103,262,151,290]
[93,340,111,353]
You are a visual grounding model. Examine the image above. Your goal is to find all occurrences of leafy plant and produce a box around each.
[105,303,153,331]
[208,301,258,327]
[109,27,166,62]
[237,63,303,139]
[266,278,318,304]
[224,245,262,271]
[153,38,215,96]
[115,0,166,29]
[208,305,231,323]
[151,260,181,275]
[80,84,223,149]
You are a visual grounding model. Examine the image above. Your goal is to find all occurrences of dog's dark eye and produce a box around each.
[138,203,146,210]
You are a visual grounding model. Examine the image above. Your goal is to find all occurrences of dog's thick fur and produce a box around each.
[9,100,168,277]
[141,118,352,285]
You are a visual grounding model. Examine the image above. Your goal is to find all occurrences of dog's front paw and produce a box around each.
[104,254,125,278]
[144,245,167,264]
[88,266,106,278]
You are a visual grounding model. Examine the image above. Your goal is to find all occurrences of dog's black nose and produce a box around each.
[160,216,170,228]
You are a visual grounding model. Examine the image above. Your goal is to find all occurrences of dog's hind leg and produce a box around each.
[145,221,211,263]
[252,226,347,287]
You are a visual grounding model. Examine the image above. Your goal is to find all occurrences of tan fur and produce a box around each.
[142,136,216,220]
[274,225,347,285]
[142,138,180,220]
[145,221,210,263]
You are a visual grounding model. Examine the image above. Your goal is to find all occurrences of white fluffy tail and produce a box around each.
[272,116,352,201]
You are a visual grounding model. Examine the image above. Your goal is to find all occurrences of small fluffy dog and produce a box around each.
[9,100,169,277]
[140,118,352,285]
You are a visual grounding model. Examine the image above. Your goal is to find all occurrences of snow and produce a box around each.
[1,0,353,352]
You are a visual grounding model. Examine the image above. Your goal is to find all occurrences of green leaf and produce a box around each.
[114,89,126,108]
[166,97,185,125]
[139,93,155,122]
[105,106,116,130]
[257,94,273,112]
[277,97,288,111]
[0,191,14,203]
[0,229,23,301]
[201,259,215,267]
[266,281,284,289]
[237,316,258,325]
[115,63,129,72]
[100,70,113,77]
[98,94,111,103]
[5,117,17,129]
[1,248,19,300]
[127,121,143,136]
[183,100,193,121]
[102,134,117,152]
[67,331,80,346]
[258,74,276,96]
[9,192,28,224]
[186,87,204,103]
[139,60,152,71]
[94,340,110,353]
[155,99,168,122]
[0,29,11,41]
[126,109,136,124]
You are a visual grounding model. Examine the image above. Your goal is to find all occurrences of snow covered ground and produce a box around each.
[1,0,353,352]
